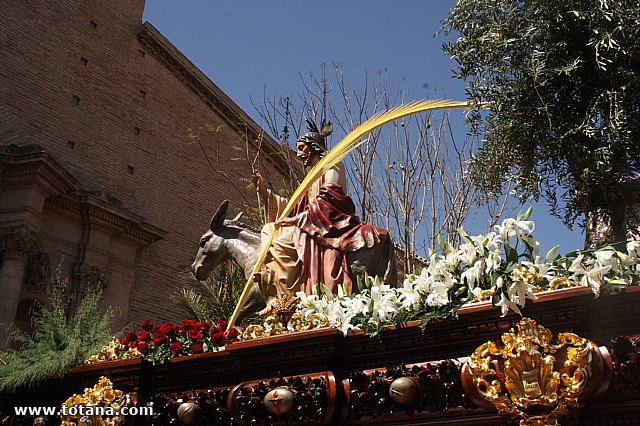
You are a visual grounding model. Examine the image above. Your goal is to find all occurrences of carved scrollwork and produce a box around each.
[346,361,474,422]
[467,318,594,426]
[146,389,233,426]
[0,224,40,260]
[230,374,331,425]
[23,250,51,291]
[75,263,110,290]
[241,310,330,340]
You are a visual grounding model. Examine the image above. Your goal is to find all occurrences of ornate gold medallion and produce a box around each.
[468,318,593,426]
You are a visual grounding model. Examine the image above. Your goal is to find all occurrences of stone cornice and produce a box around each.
[137,22,293,178]
[0,144,79,194]
[47,192,166,245]
[0,145,166,245]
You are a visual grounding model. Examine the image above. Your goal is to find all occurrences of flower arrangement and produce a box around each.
[87,211,640,349]
[61,376,129,426]
[90,319,241,365]
[295,210,640,335]
[85,337,142,364]
[128,319,240,364]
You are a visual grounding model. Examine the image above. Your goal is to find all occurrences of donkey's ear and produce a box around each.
[231,212,243,222]
[210,200,229,230]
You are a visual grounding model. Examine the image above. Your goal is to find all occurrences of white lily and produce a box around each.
[461,260,484,290]
[627,240,640,261]
[507,278,538,308]
[425,281,450,307]
[495,292,522,316]
[568,253,612,295]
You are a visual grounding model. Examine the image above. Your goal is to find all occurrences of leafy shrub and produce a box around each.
[0,275,115,392]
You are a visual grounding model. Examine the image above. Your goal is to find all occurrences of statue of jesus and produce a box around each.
[251,120,389,300]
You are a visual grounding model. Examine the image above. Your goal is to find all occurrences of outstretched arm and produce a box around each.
[251,169,290,222]
[251,170,269,203]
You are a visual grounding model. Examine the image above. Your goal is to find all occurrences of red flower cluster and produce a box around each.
[120,318,240,363]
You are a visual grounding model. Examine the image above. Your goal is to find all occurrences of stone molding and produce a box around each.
[46,192,166,245]
[0,144,167,245]
[0,144,79,195]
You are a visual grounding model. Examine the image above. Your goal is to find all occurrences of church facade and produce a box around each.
[0,0,290,346]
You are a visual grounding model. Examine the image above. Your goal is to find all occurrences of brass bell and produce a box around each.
[263,386,295,415]
[177,401,203,425]
[32,417,48,426]
[389,376,420,406]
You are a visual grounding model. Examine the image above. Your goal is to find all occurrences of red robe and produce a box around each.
[293,182,389,294]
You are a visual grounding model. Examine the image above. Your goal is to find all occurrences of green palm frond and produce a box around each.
[173,289,211,322]
[175,262,255,323]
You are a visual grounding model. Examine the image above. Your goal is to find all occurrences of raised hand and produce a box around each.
[251,169,268,200]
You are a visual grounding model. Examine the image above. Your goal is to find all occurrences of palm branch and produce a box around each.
[229,99,470,327]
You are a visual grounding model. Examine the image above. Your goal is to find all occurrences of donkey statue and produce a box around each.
[191,200,397,318]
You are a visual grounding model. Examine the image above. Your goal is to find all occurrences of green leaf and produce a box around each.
[437,233,446,252]
[0,273,115,392]
[506,246,519,264]
[320,283,333,300]
[356,274,365,293]
[545,245,560,262]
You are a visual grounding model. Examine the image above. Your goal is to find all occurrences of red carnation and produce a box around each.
[210,326,222,336]
[125,330,137,343]
[192,343,204,354]
[169,341,183,355]
[217,319,228,331]
[211,331,225,347]
[137,341,149,355]
[187,329,202,341]
[119,337,127,345]
[224,328,239,340]
[141,320,153,331]
[138,330,151,342]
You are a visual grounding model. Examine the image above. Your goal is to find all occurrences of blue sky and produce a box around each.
[143,1,585,254]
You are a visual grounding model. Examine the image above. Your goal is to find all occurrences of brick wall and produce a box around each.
[0,0,288,326]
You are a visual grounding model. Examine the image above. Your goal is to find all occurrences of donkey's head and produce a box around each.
[190,200,242,281]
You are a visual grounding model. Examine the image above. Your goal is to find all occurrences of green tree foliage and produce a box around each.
[441,0,640,246]
[0,276,115,392]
